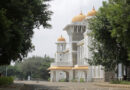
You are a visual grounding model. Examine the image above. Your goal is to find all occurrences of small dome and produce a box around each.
[57,35,65,42]
[72,12,86,23]
[87,7,96,17]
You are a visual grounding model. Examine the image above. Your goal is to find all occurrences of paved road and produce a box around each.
[15,81,130,90]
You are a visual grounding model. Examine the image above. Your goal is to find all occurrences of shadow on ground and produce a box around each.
[21,84,65,90]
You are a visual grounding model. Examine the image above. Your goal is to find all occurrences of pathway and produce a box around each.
[15,81,130,90]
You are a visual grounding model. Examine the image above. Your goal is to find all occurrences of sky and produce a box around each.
[28,0,106,58]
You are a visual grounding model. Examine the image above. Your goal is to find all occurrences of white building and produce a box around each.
[48,7,105,82]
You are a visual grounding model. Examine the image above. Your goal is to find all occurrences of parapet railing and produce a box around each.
[51,62,73,67]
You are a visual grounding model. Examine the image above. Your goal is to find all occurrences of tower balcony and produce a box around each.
[51,62,73,67]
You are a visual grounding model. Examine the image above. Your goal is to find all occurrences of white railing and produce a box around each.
[51,62,73,67]
[77,62,88,66]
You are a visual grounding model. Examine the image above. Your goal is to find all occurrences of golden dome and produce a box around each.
[87,7,96,17]
[72,12,86,23]
[57,35,65,42]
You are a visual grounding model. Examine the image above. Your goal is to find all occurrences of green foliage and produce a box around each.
[80,78,84,82]
[88,0,130,71]
[0,56,53,80]
[100,0,130,60]
[48,77,50,81]
[0,0,52,65]
[59,79,66,82]
[16,56,53,80]
[110,80,130,85]
[0,76,14,85]
[105,0,130,60]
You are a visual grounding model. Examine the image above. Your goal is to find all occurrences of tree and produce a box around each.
[103,0,130,60]
[0,0,52,65]
[0,56,53,80]
[0,65,19,77]
[15,56,53,80]
[88,1,130,71]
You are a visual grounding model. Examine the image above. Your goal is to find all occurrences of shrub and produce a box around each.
[71,79,77,82]
[0,76,14,85]
[59,79,66,82]
[48,77,50,81]
[110,80,121,84]
[80,78,84,82]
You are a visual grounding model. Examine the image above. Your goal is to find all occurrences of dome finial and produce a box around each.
[80,10,83,15]
[93,6,95,10]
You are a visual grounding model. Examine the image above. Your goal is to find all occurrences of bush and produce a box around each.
[0,76,14,85]
[80,78,84,82]
[59,79,66,82]
[48,77,50,81]
[110,80,121,84]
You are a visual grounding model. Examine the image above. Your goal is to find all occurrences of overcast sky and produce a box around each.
[28,0,106,58]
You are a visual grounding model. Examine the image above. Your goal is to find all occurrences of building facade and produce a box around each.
[48,7,105,82]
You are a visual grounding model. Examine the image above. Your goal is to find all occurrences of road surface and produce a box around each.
[15,81,130,90]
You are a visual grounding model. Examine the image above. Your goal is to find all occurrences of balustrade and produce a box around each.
[51,62,73,67]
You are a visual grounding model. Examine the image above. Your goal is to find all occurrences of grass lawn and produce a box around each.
[110,80,130,85]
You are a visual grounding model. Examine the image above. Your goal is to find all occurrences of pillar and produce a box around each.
[69,70,73,81]
[50,71,56,82]
[96,66,98,78]
[84,71,87,82]
[118,63,123,80]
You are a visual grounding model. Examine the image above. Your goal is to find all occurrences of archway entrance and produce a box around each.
[64,71,69,82]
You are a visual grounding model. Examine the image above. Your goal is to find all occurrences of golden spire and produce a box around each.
[93,6,95,10]
[57,35,65,41]
[80,10,83,15]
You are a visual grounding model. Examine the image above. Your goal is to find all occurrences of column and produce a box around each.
[81,46,83,64]
[69,70,73,81]
[77,47,79,64]
[79,46,81,63]
[50,71,53,82]
[100,65,103,78]
[84,71,87,82]
[69,35,73,64]
[124,65,126,76]
[92,66,94,78]
[94,67,96,78]
[80,46,81,61]
[51,71,56,82]
[82,46,84,58]
[98,66,100,78]
[118,63,123,80]
[96,66,98,78]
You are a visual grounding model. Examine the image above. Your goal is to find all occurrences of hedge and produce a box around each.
[0,76,14,85]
